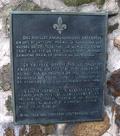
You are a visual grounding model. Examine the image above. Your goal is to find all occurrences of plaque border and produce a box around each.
[10,11,108,125]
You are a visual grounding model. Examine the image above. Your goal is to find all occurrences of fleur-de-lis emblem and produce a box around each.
[53,16,67,34]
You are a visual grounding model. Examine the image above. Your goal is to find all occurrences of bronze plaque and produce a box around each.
[11,12,107,124]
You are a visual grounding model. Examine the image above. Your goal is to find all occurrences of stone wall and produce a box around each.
[0,0,120,136]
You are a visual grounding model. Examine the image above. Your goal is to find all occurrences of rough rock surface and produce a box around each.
[115,104,120,127]
[33,0,76,11]
[27,125,45,136]
[77,3,99,12]
[102,0,119,15]
[114,35,120,50]
[73,115,110,136]
[107,69,120,97]
[0,64,11,91]
[64,0,105,6]
[108,23,119,33]
[5,95,12,114]
[4,127,15,136]
[107,31,120,73]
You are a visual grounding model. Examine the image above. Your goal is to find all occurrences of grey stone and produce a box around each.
[33,0,77,11]
[108,23,119,33]
[114,35,120,50]
[102,0,119,15]
[77,3,99,12]
[0,0,10,9]
[0,64,11,91]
